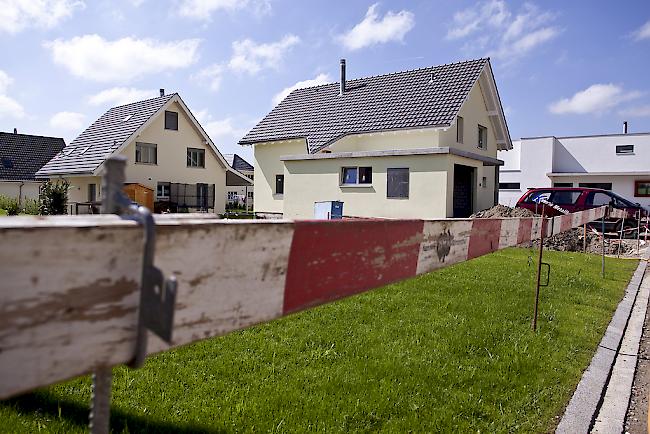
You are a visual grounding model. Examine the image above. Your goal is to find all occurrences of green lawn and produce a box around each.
[0,248,637,433]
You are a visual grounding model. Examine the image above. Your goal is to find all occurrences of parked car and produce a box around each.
[516,187,646,233]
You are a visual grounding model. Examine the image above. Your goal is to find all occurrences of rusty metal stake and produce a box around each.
[637,210,641,256]
[532,205,546,332]
[583,223,587,254]
[617,216,625,259]
[602,208,606,278]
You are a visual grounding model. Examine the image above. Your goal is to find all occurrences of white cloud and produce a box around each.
[228,34,299,74]
[0,0,85,34]
[632,20,650,41]
[44,34,201,82]
[447,1,560,63]
[272,73,330,106]
[619,105,650,118]
[191,64,224,92]
[339,3,414,51]
[177,0,270,21]
[549,84,642,115]
[49,111,85,130]
[0,70,25,119]
[88,87,158,106]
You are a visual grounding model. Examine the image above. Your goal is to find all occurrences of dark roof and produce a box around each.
[223,153,254,172]
[0,132,66,181]
[37,94,175,176]
[240,58,489,153]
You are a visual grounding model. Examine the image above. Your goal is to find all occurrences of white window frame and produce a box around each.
[187,148,205,168]
[340,166,372,186]
[387,168,409,199]
[477,125,488,150]
[135,142,157,165]
[156,182,170,200]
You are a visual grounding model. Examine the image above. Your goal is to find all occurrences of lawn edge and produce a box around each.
[556,252,649,433]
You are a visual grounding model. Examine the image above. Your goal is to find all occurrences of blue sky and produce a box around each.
[1,0,649,162]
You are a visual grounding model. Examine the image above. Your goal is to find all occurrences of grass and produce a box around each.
[0,209,6,216]
[0,248,637,433]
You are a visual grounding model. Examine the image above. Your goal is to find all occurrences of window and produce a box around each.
[481,176,487,188]
[499,182,521,190]
[635,181,650,197]
[341,166,372,185]
[165,111,178,130]
[616,144,634,155]
[387,168,409,199]
[579,182,612,191]
[456,116,464,144]
[553,182,573,187]
[549,190,581,205]
[157,182,170,200]
[187,148,205,168]
[477,125,488,149]
[227,191,238,201]
[587,192,613,207]
[523,190,552,204]
[135,142,157,164]
[275,175,284,194]
[88,184,97,202]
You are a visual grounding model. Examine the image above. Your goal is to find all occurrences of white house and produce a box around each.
[224,153,254,208]
[498,130,650,209]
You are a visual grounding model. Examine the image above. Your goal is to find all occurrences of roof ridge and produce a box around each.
[0,132,65,141]
[289,58,489,93]
[107,92,177,111]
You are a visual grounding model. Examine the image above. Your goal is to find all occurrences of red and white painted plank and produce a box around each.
[0,206,611,399]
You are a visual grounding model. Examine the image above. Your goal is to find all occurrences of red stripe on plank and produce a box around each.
[560,214,573,232]
[517,218,533,245]
[467,219,502,259]
[283,219,424,314]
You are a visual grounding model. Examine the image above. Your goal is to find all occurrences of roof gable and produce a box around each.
[224,153,254,172]
[239,58,496,153]
[0,132,65,181]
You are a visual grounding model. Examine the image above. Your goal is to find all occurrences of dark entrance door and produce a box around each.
[453,164,475,218]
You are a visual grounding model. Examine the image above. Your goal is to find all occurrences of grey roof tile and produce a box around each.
[0,132,66,180]
[239,58,488,153]
[223,153,254,172]
[36,94,175,176]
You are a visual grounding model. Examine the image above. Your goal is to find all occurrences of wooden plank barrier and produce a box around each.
[0,206,614,400]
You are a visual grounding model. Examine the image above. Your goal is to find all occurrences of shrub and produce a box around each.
[22,198,40,215]
[39,180,70,215]
[0,194,15,210]
[5,198,20,215]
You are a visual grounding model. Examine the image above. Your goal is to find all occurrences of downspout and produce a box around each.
[18,181,24,206]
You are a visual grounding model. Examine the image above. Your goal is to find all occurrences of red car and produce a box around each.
[516,187,646,232]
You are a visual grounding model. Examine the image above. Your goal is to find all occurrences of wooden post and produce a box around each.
[583,223,587,254]
[617,216,625,259]
[532,205,545,332]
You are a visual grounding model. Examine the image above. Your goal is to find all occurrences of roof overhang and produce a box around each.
[476,61,512,151]
[226,169,253,186]
[281,146,503,166]
[548,171,650,177]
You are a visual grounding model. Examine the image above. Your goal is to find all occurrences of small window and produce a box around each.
[135,142,157,164]
[122,114,133,122]
[616,144,634,155]
[499,182,521,190]
[553,182,573,187]
[635,181,650,197]
[387,168,409,199]
[227,191,238,201]
[157,182,170,199]
[247,191,254,199]
[187,148,205,168]
[88,184,97,202]
[549,190,581,205]
[579,182,612,191]
[477,125,488,149]
[456,116,464,144]
[165,111,178,130]
[1,157,13,168]
[275,174,284,194]
[341,167,372,185]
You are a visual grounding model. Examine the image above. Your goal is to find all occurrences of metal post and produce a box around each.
[532,205,545,332]
[583,223,587,254]
[602,208,606,278]
[637,210,641,256]
[89,157,126,434]
[617,216,625,259]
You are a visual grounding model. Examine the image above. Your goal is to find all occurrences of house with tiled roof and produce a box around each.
[239,58,512,219]
[37,90,250,214]
[0,130,65,203]
[224,153,254,208]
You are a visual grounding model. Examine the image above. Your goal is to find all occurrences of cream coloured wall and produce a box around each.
[63,176,101,204]
[326,128,440,153]
[117,101,227,213]
[0,181,41,203]
[439,82,498,158]
[253,139,306,214]
[283,154,450,219]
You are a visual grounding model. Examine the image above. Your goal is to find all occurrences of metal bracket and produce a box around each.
[102,156,177,367]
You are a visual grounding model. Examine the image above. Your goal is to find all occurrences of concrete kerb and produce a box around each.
[555,252,650,434]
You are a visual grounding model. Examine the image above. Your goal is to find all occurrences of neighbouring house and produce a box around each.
[0,129,65,204]
[37,90,249,214]
[498,127,650,210]
[224,153,254,208]
[239,58,512,219]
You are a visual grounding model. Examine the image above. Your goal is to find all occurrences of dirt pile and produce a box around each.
[532,227,638,255]
[470,204,535,218]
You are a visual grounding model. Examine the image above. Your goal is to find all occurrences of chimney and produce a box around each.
[159,88,165,97]
[13,128,17,134]
[339,59,346,96]
[623,121,628,134]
